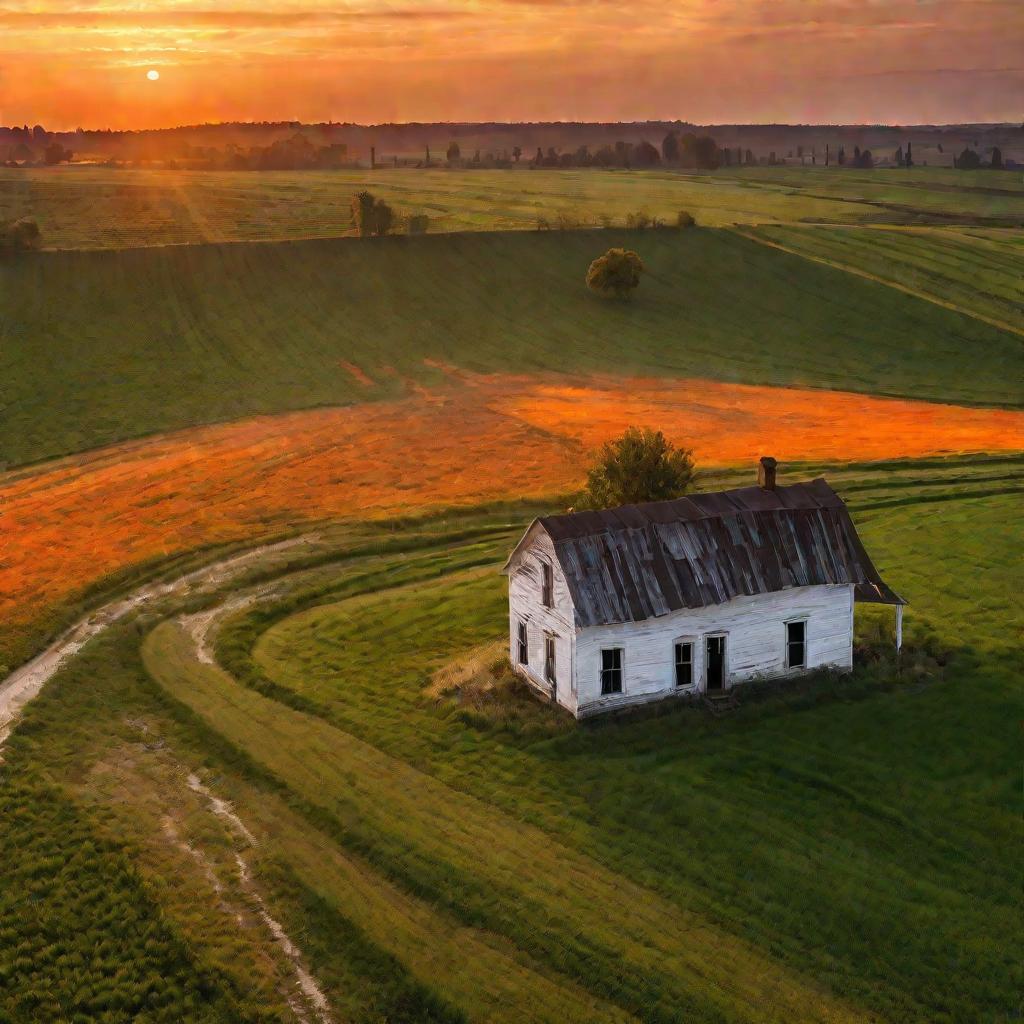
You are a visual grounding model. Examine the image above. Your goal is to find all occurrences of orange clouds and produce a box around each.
[0,1,1021,128]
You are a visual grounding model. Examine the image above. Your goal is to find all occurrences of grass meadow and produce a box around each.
[743,224,1024,333]
[3,166,1024,250]
[0,458,1019,1022]
[4,226,1023,467]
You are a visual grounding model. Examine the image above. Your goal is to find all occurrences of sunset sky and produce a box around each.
[2,1,1022,129]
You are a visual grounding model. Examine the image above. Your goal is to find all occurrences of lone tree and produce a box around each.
[955,147,981,170]
[586,247,644,299]
[446,141,461,163]
[43,142,73,165]
[350,191,394,236]
[0,217,41,252]
[662,131,680,164]
[632,140,661,167]
[351,190,377,236]
[373,200,394,236]
[584,427,695,508]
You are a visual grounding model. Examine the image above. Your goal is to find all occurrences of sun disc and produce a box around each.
[147,69,160,81]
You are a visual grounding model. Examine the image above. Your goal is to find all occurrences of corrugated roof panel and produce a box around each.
[529,478,904,626]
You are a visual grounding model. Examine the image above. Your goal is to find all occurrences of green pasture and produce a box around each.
[2,165,1023,251]
[1,456,1020,1022]
[743,224,1024,333]
[4,227,1022,467]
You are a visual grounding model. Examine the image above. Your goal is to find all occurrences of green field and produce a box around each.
[3,166,1024,251]
[4,227,1023,466]
[743,224,1024,333]
[1,456,1020,1022]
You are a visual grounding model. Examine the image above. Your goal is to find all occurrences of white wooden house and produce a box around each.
[502,458,905,718]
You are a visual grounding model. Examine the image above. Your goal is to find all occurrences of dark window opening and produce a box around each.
[674,642,693,687]
[517,621,528,665]
[544,636,556,684]
[787,620,806,669]
[601,648,623,695]
[541,562,554,608]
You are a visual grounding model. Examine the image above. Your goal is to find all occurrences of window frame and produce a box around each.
[540,560,554,608]
[673,637,695,688]
[600,647,624,695]
[785,618,807,670]
[544,634,557,684]
[517,620,529,665]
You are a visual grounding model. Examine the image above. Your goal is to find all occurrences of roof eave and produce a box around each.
[499,519,545,575]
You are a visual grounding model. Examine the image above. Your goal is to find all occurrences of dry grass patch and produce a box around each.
[427,640,572,737]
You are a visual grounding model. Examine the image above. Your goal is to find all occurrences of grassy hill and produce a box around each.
[4,227,1022,466]
[743,224,1024,333]
[2,457,1019,1022]
[3,166,1024,250]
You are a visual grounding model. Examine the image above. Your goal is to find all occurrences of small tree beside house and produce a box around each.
[584,427,695,508]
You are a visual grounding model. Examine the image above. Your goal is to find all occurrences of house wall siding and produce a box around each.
[574,584,854,717]
[507,531,578,715]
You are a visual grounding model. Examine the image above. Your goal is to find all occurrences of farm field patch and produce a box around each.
[3,373,1023,671]
[4,227,1023,466]
[1,465,1017,1023]
[5,166,1024,251]
[742,224,1024,333]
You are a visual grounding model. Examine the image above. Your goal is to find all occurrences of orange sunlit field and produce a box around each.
[5,372,1023,645]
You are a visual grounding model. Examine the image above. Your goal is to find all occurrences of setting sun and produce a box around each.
[0,0,1020,128]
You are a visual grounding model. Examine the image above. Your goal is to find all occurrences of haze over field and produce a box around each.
[2,0,1022,129]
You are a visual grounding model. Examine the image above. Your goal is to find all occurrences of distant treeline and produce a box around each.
[1,119,1020,170]
[180,134,352,171]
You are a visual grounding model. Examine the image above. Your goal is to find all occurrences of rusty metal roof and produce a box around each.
[507,479,904,628]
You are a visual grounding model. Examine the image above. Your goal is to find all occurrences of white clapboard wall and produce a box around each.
[509,533,853,718]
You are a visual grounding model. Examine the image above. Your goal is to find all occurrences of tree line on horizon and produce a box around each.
[1,120,1017,172]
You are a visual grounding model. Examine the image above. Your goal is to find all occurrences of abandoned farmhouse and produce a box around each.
[502,459,905,718]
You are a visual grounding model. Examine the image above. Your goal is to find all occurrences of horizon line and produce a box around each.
[4,117,1020,135]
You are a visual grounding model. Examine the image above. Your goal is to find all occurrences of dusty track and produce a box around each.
[0,536,314,753]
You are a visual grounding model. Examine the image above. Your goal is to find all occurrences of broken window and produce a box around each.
[600,648,623,695]
[674,641,693,687]
[545,635,556,683]
[787,620,806,669]
[517,621,528,665]
[541,561,553,608]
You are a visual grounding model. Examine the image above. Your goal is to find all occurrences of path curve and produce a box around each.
[0,535,316,754]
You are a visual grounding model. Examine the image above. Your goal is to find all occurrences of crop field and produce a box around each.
[742,224,1024,333]
[3,372,1022,673]
[2,165,1023,250]
[5,226,1024,467]
[1,457,1020,1022]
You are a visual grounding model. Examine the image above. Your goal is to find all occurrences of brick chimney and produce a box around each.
[758,456,778,490]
